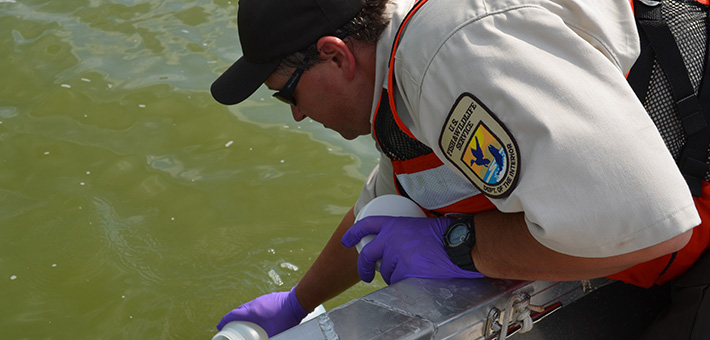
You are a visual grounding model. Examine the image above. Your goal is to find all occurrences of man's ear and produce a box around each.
[316,36,356,79]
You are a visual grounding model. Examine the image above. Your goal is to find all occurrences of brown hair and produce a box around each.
[278,0,391,71]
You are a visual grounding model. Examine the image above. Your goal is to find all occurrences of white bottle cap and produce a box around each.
[211,304,326,340]
[212,321,268,340]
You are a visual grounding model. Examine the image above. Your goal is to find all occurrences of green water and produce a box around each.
[0,0,384,338]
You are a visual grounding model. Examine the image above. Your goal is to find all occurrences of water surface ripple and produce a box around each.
[0,0,382,339]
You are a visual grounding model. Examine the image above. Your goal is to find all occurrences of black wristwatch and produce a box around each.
[443,216,477,271]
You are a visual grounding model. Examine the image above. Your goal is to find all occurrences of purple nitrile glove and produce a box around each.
[216,285,309,337]
[341,216,485,285]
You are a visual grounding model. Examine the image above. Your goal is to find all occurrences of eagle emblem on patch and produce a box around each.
[439,93,520,198]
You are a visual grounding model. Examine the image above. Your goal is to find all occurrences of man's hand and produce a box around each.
[216,286,309,337]
[341,216,485,284]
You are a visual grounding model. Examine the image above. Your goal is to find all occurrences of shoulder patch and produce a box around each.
[439,93,520,198]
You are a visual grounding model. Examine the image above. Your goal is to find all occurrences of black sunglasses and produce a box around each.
[272,66,305,106]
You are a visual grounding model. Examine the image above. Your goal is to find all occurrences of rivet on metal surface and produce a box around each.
[581,280,592,293]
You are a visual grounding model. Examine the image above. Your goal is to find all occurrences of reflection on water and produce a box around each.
[0,0,382,339]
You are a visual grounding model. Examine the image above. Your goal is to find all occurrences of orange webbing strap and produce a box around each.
[371,0,431,145]
[382,0,430,140]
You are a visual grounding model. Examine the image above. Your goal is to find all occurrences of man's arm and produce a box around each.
[471,211,693,281]
[215,207,361,335]
[295,207,361,311]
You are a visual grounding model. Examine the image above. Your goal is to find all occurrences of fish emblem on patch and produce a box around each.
[439,93,520,198]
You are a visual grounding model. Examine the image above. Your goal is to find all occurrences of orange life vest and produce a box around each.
[372,0,496,217]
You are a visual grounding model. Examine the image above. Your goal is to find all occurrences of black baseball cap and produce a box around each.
[210,0,367,105]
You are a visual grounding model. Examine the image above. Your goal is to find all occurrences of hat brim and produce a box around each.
[210,57,280,105]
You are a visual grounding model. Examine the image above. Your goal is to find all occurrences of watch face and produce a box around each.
[447,223,469,247]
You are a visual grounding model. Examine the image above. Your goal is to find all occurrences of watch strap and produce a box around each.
[444,216,477,272]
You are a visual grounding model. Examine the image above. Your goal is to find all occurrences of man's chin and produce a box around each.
[338,130,371,140]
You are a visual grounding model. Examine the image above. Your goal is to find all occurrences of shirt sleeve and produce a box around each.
[397,0,700,257]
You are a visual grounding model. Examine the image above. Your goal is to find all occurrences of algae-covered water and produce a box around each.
[0,0,384,338]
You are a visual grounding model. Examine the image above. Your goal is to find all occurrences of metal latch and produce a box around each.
[484,293,562,340]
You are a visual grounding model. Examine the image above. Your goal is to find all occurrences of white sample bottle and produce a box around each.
[354,195,427,270]
[211,304,326,340]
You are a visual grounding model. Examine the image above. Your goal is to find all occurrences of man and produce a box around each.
[210,0,709,337]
